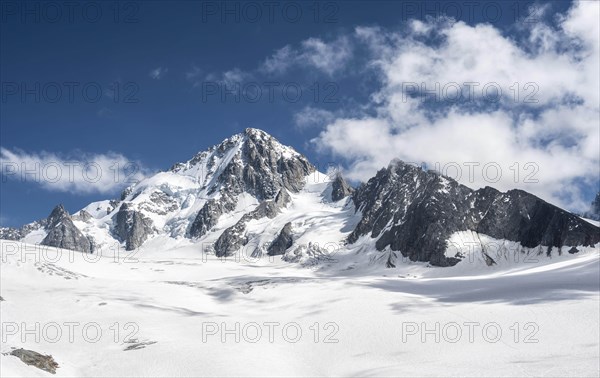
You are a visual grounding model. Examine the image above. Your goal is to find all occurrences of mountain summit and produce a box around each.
[2,129,598,267]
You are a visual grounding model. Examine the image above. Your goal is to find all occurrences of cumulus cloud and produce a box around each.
[313,1,600,212]
[0,148,151,195]
[149,67,168,80]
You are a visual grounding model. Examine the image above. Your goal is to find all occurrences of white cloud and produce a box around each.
[262,45,297,75]
[293,106,336,129]
[221,68,250,86]
[300,36,352,76]
[149,67,168,80]
[313,1,600,212]
[261,36,352,76]
[0,148,151,195]
[185,65,202,81]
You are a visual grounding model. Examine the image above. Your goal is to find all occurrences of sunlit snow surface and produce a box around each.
[1,239,598,377]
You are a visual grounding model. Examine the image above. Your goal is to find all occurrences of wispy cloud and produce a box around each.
[205,68,253,87]
[260,36,352,76]
[261,45,297,75]
[190,34,352,90]
[293,106,336,130]
[97,107,115,119]
[0,148,152,195]
[185,65,203,82]
[149,67,168,80]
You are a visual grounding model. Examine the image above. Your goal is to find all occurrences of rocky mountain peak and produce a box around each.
[168,129,315,239]
[169,128,314,200]
[41,204,92,253]
[46,204,70,229]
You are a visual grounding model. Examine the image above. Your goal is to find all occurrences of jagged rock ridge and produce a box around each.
[350,160,600,266]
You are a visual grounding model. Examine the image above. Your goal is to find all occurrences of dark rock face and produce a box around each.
[9,348,59,374]
[251,188,291,219]
[331,173,353,201]
[46,205,67,228]
[114,203,155,250]
[236,128,314,199]
[41,205,91,253]
[214,189,291,257]
[469,188,600,250]
[214,218,249,257]
[189,195,237,239]
[349,161,473,266]
[350,160,600,266]
[268,222,294,256]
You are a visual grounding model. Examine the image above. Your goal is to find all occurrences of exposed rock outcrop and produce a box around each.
[214,189,292,257]
[114,203,155,250]
[189,195,237,239]
[9,348,59,374]
[73,210,92,222]
[41,205,91,253]
[268,222,294,256]
[331,173,353,201]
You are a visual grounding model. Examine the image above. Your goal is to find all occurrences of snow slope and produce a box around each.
[1,240,598,377]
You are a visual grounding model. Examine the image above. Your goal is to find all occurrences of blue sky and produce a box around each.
[1,0,598,227]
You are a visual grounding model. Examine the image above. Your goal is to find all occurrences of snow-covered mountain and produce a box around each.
[1,128,598,267]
